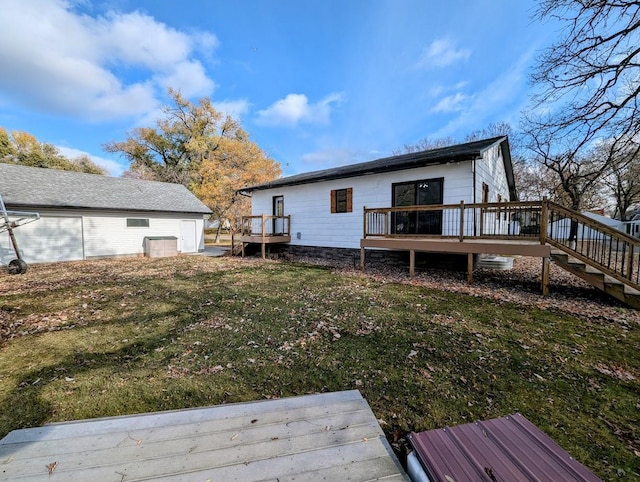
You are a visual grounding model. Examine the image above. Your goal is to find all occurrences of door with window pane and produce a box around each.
[392,178,443,235]
[272,196,284,235]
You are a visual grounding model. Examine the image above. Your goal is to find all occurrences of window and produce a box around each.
[331,188,352,213]
[126,218,149,227]
[482,183,489,203]
[391,178,443,235]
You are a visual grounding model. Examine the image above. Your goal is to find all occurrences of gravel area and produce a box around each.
[292,254,640,326]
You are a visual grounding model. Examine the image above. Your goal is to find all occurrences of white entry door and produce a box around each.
[180,220,197,253]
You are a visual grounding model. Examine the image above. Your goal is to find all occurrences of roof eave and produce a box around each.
[4,202,212,215]
[241,154,478,193]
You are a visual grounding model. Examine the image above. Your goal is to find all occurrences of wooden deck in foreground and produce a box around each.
[0,390,408,481]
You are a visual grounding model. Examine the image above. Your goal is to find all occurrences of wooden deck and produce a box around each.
[238,214,292,258]
[361,237,553,293]
[0,390,408,481]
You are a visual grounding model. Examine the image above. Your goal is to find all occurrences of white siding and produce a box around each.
[1,213,83,263]
[251,163,474,249]
[474,144,510,203]
[82,211,205,258]
[1,208,205,264]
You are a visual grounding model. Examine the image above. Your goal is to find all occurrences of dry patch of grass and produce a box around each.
[0,256,638,480]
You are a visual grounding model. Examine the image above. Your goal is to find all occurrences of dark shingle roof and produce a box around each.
[0,163,212,214]
[240,136,515,199]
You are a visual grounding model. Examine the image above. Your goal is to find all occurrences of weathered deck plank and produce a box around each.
[0,390,408,481]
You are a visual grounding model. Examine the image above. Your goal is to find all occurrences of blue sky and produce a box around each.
[0,0,556,176]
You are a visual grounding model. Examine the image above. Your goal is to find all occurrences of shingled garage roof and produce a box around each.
[240,136,516,200]
[0,163,211,214]
[409,413,602,482]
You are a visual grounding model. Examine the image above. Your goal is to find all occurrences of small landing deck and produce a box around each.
[0,390,408,481]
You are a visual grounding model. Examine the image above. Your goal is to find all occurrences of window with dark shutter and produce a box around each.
[330,188,352,213]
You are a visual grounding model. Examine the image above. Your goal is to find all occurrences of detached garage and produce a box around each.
[0,163,212,264]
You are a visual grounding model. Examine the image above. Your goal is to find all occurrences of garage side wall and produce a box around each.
[1,208,205,264]
[250,163,473,250]
[1,209,84,263]
[82,210,205,258]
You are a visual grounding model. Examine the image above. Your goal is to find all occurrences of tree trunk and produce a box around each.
[568,199,580,248]
[215,224,222,244]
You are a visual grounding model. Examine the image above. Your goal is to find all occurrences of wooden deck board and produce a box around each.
[361,237,551,257]
[0,390,408,481]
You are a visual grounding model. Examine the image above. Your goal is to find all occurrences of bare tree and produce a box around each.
[523,124,607,212]
[522,1,640,218]
[530,1,640,153]
[392,136,457,155]
[601,143,640,220]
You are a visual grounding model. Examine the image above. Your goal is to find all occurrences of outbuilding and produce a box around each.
[0,163,211,264]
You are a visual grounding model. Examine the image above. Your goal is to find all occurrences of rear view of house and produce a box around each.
[0,163,211,264]
[239,136,515,255]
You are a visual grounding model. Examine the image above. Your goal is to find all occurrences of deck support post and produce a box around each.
[241,242,245,258]
[409,250,415,278]
[261,242,266,260]
[542,257,550,296]
[360,247,366,271]
[459,201,465,242]
[467,253,474,283]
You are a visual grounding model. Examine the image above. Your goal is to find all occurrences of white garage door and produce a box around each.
[0,216,84,263]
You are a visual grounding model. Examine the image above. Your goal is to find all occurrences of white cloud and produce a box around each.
[255,92,344,127]
[56,146,125,176]
[213,99,251,119]
[431,92,472,113]
[416,38,471,69]
[156,61,216,98]
[0,0,218,120]
[432,51,533,138]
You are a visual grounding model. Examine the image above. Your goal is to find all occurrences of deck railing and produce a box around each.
[364,200,640,290]
[364,201,545,241]
[546,202,640,287]
[241,215,291,237]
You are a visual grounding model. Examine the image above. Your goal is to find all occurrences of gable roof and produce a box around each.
[0,163,212,214]
[240,136,516,200]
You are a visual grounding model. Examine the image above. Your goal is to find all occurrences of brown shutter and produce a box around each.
[330,190,336,213]
[346,188,353,213]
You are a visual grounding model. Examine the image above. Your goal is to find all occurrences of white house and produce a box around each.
[0,163,211,264]
[239,137,516,252]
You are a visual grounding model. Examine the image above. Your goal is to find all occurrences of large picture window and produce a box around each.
[391,178,443,235]
[330,188,353,213]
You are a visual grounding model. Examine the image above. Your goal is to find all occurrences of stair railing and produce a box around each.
[544,201,640,290]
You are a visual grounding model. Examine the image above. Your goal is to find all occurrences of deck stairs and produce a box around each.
[550,249,640,309]
[230,241,243,256]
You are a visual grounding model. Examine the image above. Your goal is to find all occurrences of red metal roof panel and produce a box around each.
[409,413,602,482]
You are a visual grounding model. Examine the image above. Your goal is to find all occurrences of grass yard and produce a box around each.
[0,255,638,480]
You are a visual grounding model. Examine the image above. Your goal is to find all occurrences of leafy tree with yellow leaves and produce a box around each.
[105,89,281,238]
[0,127,106,174]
